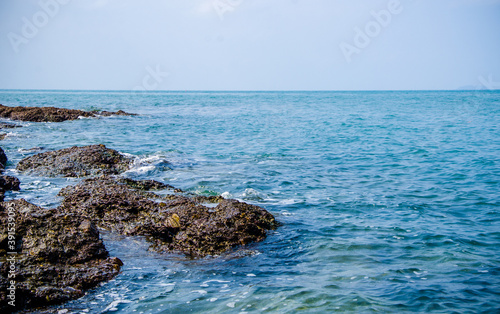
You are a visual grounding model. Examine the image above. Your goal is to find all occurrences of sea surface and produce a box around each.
[1,90,499,313]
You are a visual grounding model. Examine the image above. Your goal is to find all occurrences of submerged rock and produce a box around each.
[0,122,21,129]
[16,144,132,177]
[0,122,21,140]
[58,177,277,257]
[0,199,122,313]
[0,104,134,123]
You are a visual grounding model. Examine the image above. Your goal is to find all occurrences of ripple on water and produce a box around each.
[2,90,499,313]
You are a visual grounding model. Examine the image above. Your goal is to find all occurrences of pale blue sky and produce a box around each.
[1,0,499,91]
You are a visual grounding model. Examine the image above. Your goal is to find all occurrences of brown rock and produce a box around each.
[16,144,132,177]
[57,176,277,257]
[0,175,21,202]
[0,104,134,123]
[0,199,121,312]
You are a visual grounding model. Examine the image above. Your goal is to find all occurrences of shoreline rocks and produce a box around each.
[0,147,21,202]
[0,104,134,123]
[16,144,132,177]
[58,176,277,257]
[2,138,279,311]
[0,199,122,313]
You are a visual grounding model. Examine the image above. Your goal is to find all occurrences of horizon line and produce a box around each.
[0,88,498,93]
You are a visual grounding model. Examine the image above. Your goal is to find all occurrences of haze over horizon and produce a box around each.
[1,0,499,91]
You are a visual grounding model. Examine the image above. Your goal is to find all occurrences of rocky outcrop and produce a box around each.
[0,104,133,123]
[0,199,122,313]
[16,144,132,177]
[58,177,277,257]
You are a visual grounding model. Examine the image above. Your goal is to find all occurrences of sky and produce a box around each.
[0,0,499,91]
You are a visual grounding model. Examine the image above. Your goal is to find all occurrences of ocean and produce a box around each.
[1,90,499,313]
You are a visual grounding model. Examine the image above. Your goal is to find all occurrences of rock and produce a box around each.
[0,176,20,192]
[0,199,121,312]
[58,177,277,257]
[98,110,131,117]
[0,175,21,202]
[0,122,21,129]
[0,148,21,201]
[119,177,178,191]
[0,104,134,123]
[16,144,132,177]
[0,147,6,169]
[0,122,21,141]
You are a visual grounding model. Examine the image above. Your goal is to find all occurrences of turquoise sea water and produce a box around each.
[1,90,499,313]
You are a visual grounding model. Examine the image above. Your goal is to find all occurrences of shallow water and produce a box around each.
[1,90,499,313]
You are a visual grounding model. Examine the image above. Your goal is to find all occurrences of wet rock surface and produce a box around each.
[0,122,21,129]
[4,141,278,310]
[0,176,21,202]
[58,176,278,257]
[0,199,122,313]
[0,176,19,192]
[0,123,20,141]
[0,104,134,123]
[16,144,132,177]
[0,147,21,201]
[0,148,7,170]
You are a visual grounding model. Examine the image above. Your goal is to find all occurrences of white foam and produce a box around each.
[278,199,300,205]
[202,202,218,208]
[102,299,132,312]
[123,153,174,176]
[221,191,232,199]
[124,165,156,176]
[158,283,175,287]
[240,188,267,201]
[204,280,230,284]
